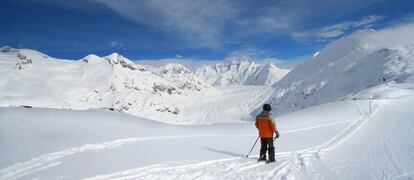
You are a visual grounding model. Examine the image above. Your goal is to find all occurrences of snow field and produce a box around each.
[0,96,386,179]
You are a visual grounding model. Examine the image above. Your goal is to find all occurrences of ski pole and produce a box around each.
[246,136,259,157]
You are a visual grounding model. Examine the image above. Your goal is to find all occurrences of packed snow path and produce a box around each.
[1,93,414,179]
[83,103,375,180]
[0,122,349,180]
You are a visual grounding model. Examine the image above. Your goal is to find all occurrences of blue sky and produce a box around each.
[1,0,414,62]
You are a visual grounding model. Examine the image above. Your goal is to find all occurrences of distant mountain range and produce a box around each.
[1,24,414,124]
[194,58,289,86]
[0,46,285,124]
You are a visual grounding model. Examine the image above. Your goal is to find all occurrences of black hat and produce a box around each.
[263,104,271,111]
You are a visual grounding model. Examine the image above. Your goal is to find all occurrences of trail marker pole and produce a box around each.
[369,100,372,114]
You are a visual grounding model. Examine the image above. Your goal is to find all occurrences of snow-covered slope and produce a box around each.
[194,57,290,86]
[1,82,413,179]
[0,47,273,124]
[267,24,414,115]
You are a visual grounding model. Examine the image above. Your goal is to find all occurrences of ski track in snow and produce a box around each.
[81,100,385,180]
[260,100,385,179]
[0,118,357,180]
[0,135,227,180]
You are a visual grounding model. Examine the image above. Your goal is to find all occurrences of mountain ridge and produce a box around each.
[0,47,276,124]
[266,24,414,116]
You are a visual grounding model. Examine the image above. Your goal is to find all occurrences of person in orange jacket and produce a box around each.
[255,103,279,163]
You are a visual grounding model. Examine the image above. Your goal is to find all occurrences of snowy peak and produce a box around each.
[160,63,191,74]
[312,51,320,58]
[81,54,102,64]
[0,46,17,53]
[227,58,252,67]
[0,47,51,61]
[104,53,147,71]
[267,24,414,115]
[195,58,289,86]
[105,52,121,61]
[158,63,209,92]
[0,46,54,70]
[80,53,147,71]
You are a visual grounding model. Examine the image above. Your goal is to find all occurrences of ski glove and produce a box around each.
[275,131,280,138]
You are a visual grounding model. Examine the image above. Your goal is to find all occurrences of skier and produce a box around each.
[255,103,279,163]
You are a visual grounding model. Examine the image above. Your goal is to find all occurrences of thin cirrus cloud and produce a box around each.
[94,0,238,48]
[291,15,385,42]
[110,41,124,49]
[93,0,299,46]
[93,0,391,49]
[317,15,384,39]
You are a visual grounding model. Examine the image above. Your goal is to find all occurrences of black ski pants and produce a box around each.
[260,137,275,161]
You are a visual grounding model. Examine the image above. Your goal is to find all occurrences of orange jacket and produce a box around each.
[255,111,277,138]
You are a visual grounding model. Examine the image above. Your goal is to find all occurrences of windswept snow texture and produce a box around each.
[0,47,274,124]
[194,57,289,86]
[1,83,414,179]
[268,24,414,115]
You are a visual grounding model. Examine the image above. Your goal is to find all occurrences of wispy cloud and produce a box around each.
[110,41,124,49]
[227,47,279,60]
[89,0,394,50]
[93,0,391,48]
[317,15,384,39]
[291,15,384,41]
[95,0,238,48]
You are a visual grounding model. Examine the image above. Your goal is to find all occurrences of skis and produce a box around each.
[266,160,276,164]
[256,157,276,164]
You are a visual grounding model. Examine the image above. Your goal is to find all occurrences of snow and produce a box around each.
[267,23,414,116]
[0,100,361,179]
[1,84,413,179]
[312,51,320,58]
[194,57,290,86]
[0,48,275,125]
[1,20,414,180]
[307,93,414,179]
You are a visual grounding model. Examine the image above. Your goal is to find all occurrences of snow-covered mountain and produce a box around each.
[2,24,414,125]
[194,57,290,86]
[0,46,274,124]
[0,47,181,116]
[156,63,209,92]
[267,25,414,115]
